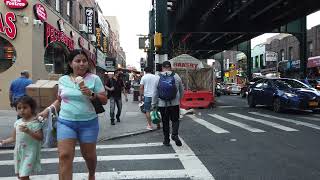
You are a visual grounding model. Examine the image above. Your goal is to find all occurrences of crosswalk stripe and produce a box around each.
[0,142,164,155]
[249,112,320,131]
[172,137,215,180]
[1,170,189,180]
[216,106,236,108]
[0,154,178,166]
[187,115,230,134]
[208,114,265,133]
[312,114,320,118]
[229,113,298,132]
[300,116,320,122]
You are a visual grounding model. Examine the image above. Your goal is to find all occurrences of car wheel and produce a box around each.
[273,98,282,113]
[248,95,256,108]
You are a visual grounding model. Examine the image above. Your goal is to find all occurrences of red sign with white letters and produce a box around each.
[44,22,74,50]
[0,12,17,40]
[34,4,47,22]
[4,0,28,9]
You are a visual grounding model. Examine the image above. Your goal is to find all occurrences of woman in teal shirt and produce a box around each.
[39,49,108,180]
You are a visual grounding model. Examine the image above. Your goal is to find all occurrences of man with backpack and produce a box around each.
[152,61,184,146]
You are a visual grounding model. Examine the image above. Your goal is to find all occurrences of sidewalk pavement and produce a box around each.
[0,94,159,148]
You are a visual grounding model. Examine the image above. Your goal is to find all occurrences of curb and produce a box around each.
[98,128,160,142]
[0,129,160,150]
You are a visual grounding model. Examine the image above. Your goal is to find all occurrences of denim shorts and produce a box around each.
[144,96,152,112]
[57,117,99,143]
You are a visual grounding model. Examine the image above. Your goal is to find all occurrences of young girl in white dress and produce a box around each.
[0,96,43,180]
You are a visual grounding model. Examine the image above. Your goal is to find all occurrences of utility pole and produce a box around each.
[147,8,155,71]
[153,0,168,73]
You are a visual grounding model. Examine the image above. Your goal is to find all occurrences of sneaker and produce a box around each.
[171,135,182,146]
[146,125,153,130]
[111,121,115,125]
[163,140,171,146]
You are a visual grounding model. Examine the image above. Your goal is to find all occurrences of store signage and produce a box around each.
[96,49,107,70]
[85,7,94,34]
[4,0,28,9]
[44,22,74,50]
[78,37,85,48]
[33,3,47,22]
[308,56,320,68]
[266,51,277,62]
[96,27,101,48]
[173,63,199,69]
[103,36,108,53]
[0,12,17,40]
[105,57,115,71]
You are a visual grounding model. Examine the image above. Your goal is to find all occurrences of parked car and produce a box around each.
[230,83,241,95]
[220,83,231,95]
[299,79,320,90]
[247,78,320,113]
[240,77,265,98]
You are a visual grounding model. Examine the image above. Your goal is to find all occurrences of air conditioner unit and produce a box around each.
[89,35,96,42]
[79,24,88,33]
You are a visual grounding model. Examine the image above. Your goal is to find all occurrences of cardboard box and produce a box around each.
[26,80,50,97]
[26,80,58,110]
[48,74,63,81]
[39,81,58,97]
[39,96,56,108]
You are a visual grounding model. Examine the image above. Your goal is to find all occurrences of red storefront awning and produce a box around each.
[308,56,320,68]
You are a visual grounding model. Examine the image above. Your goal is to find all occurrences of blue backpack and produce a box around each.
[158,72,177,101]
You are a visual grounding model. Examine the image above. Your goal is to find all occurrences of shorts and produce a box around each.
[144,96,152,112]
[57,117,99,143]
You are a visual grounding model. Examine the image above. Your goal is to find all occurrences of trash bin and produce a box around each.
[133,85,140,101]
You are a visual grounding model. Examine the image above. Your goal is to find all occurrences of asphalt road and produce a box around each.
[1,95,320,180]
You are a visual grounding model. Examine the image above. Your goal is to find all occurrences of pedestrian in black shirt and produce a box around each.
[105,70,128,125]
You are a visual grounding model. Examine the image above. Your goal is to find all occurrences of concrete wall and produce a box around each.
[0,4,34,109]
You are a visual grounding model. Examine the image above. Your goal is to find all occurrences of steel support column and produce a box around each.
[293,18,307,78]
[147,9,155,71]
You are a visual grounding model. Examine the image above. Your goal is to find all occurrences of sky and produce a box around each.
[97,0,320,68]
[97,0,151,69]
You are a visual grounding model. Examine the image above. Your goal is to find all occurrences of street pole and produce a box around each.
[154,0,168,73]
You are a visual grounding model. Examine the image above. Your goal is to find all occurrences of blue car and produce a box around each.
[247,78,320,113]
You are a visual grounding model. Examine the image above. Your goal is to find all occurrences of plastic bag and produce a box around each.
[150,110,161,124]
[42,106,58,148]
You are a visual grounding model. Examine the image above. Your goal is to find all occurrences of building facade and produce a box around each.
[0,0,97,109]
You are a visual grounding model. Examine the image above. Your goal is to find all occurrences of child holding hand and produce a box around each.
[0,96,43,180]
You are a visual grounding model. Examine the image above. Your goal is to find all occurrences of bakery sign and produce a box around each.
[0,12,17,40]
[33,3,47,22]
[44,22,74,50]
[4,0,28,9]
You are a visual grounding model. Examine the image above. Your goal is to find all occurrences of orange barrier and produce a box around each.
[180,90,214,109]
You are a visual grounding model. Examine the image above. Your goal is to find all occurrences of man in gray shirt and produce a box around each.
[152,61,184,146]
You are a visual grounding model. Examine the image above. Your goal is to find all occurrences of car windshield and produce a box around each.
[274,79,309,89]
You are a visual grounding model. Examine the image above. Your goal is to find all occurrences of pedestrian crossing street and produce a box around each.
[186,111,320,134]
[0,137,215,180]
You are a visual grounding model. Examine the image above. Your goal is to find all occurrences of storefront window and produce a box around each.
[0,37,16,73]
[44,42,69,74]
